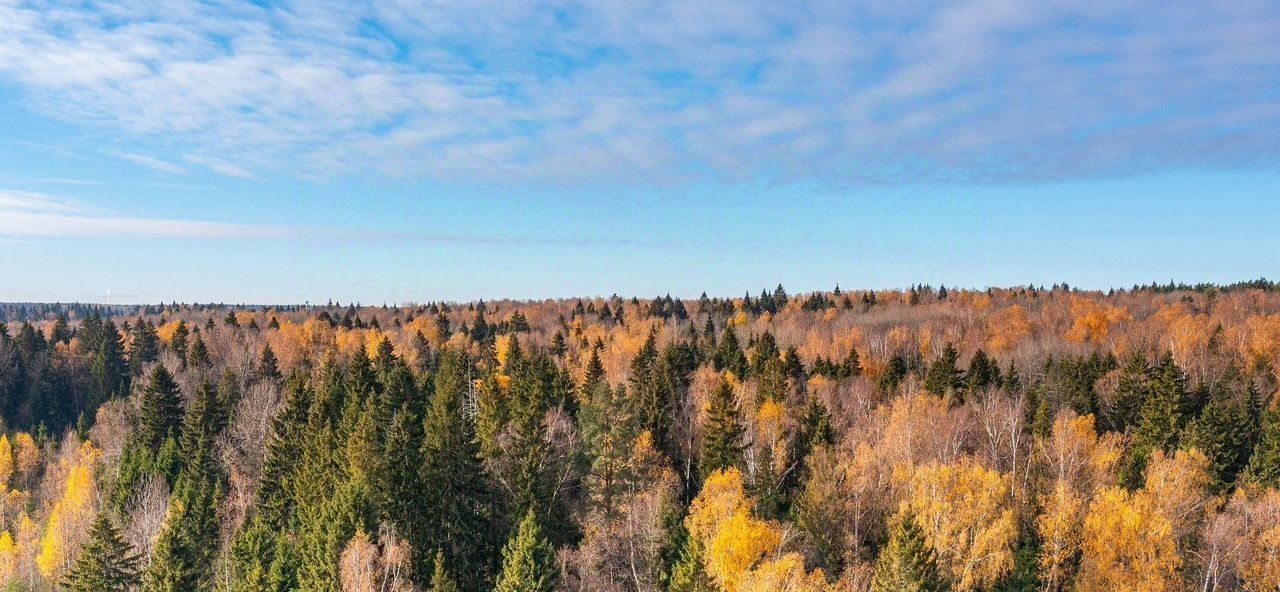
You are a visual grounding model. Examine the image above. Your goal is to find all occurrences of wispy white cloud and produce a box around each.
[110,151,190,175]
[183,155,256,179]
[0,189,639,245]
[0,190,297,238]
[0,0,1276,184]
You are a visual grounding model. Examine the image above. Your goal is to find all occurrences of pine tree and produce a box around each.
[700,377,745,479]
[493,510,558,592]
[871,511,945,592]
[138,365,184,450]
[63,512,141,592]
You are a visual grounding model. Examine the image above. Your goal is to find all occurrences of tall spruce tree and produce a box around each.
[1183,374,1258,492]
[142,374,224,592]
[1245,403,1280,488]
[871,511,945,592]
[129,319,160,376]
[169,320,189,364]
[417,349,495,589]
[257,344,283,385]
[581,382,638,520]
[1122,352,1188,488]
[667,527,715,592]
[493,510,558,592]
[924,343,964,398]
[714,327,749,378]
[137,364,184,450]
[64,512,141,592]
[700,377,745,479]
[429,550,462,592]
[1109,353,1151,432]
[186,332,210,369]
[90,319,130,406]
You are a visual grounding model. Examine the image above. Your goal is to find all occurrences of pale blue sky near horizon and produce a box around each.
[1,0,1278,304]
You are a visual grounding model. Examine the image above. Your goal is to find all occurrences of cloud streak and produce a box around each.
[0,0,1276,184]
[0,190,637,246]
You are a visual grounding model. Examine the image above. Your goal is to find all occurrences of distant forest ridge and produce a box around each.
[2,277,1277,321]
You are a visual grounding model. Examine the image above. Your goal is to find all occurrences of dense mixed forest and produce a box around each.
[0,282,1279,592]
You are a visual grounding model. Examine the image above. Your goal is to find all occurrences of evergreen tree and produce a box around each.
[257,376,313,527]
[871,511,945,592]
[170,320,190,365]
[581,382,638,520]
[90,319,130,406]
[1244,403,1280,488]
[713,327,749,378]
[429,550,462,592]
[417,349,495,589]
[579,345,606,395]
[64,512,141,592]
[549,331,567,358]
[129,319,160,375]
[50,314,72,345]
[142,378,224,592]
[924,343,964,398]
[1183,374,1258,492]
[965,349,1001,394]
[667,528,714,592]
[138,365,184,450]
[186,332,210,369]
[493,510,558,592]
[841,347,863,378]
[1109,353,1151,432]
[257,344,282,385]
[700,377,745,479]
[1122,352,1187,488]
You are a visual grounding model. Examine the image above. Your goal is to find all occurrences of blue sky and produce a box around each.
[0,0,1278,304]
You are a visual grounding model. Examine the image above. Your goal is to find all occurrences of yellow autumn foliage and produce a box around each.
[1036,482,1083,592]
[687,469,830,592]
[1065,297,1131,343]
[13,434,39,483]
[904,457,1017,592]
[1077,487,1179,592]
[986,305,1031,353]
[36,441,99,581]
[0,531,15,584]
[0,436,13,488]
[155,319,184,345]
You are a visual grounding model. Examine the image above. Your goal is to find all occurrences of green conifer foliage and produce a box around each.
[493,510,558,592]
[871,511,945,592]
[64,512,141,592]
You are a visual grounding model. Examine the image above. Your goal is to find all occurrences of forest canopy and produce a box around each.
[0,281,1279,591]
